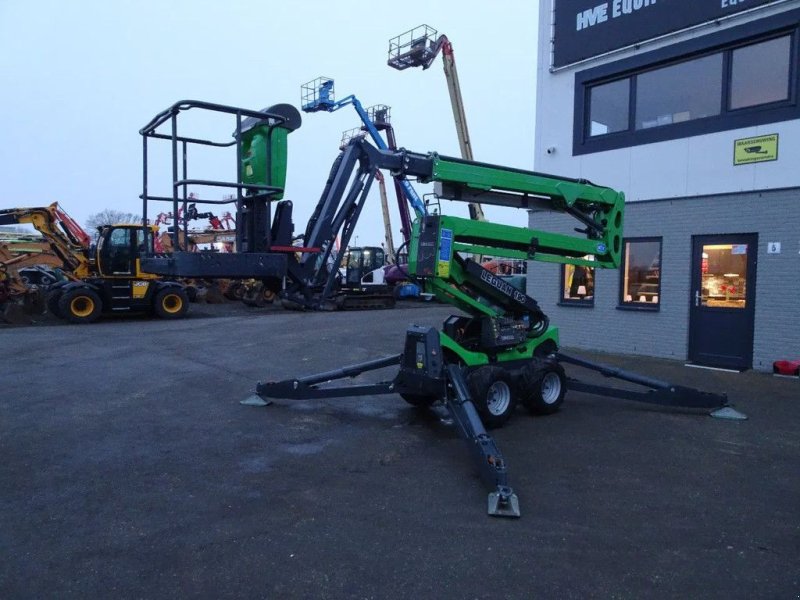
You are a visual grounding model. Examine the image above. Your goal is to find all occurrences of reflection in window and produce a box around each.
[589,78,630,136]
[730,36,791,110]
[700,244,748,309]
[109,228,130,247]
[561,259,595,305]
[636,54,722,129]
[621,239,661,307]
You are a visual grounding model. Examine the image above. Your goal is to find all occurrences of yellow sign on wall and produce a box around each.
[734,134,778,165]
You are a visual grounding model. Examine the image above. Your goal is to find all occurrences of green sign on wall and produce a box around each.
[734,134,779,166]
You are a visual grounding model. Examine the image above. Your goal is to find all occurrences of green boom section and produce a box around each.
[239,125,291,200]
[430,155,625,269]
[410,215,606,318]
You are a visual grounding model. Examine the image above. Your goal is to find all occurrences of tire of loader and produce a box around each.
[521,358,566,415]
[154,287,189,319]
[58,287,102,324]
[467,366,517,429]
[46,288,65,318]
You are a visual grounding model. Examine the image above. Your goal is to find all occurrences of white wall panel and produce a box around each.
[753,121,800,189]
[627,140,689,200]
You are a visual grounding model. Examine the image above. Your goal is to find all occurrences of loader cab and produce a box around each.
[96,225,156,278]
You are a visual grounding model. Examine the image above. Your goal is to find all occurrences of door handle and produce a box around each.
[694,290,700,307]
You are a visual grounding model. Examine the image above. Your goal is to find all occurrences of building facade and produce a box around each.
[529,0,800,371]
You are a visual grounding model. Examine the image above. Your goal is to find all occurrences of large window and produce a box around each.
[635,53,723,130]
[619,238,661,309]
[589,79,630,136]
[730,35,791,110]
[574,11,800,154]
[560,259,595,306]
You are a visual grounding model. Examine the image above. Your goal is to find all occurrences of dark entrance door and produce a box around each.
[688,234,758,370]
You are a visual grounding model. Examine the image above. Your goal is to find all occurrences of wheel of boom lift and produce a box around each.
[58,287,102,324]
[399,393,437,408]
[521,358,566,415]
[154,286,189,319]
[466,366,517,429]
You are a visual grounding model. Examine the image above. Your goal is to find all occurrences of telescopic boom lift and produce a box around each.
[388,25,485,221]
[301,78,421,241]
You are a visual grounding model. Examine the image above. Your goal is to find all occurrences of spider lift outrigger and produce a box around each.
[248,137,746,518]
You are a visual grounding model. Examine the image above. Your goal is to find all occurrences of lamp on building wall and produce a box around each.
[577,285,587,298]
[652,295,659,304]
[638,295,647,302]
[625,294,633,302]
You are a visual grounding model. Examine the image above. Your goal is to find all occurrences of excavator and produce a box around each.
[0,203,189,323]
[247,137,746,518]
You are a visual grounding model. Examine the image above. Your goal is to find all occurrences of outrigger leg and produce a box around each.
[444,364,520,517]
[556,352,747,420]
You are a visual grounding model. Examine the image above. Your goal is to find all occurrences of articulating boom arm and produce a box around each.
[430,156,624,267]
[284,137,623,316]
[409,155,622,335]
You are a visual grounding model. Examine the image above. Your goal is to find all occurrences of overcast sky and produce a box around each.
[1,0,539,247]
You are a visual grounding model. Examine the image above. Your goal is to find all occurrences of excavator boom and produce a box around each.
[0,204,92,278]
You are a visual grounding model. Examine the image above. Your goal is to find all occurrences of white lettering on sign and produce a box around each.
[575,0,657,32]
[577,3,608,30]
[722,0,748,7]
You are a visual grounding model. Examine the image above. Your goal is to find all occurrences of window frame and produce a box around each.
[573,9,800,156]
[617,237,663,312]
[559,262,596,308]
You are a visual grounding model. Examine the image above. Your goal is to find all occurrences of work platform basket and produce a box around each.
[388,25,438,70]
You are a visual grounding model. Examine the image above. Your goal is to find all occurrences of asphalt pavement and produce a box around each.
[1,302,798,598]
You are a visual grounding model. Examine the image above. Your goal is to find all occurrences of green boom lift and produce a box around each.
[248,136,743,518]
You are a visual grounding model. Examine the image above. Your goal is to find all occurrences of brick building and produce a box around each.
[528,0,800,370]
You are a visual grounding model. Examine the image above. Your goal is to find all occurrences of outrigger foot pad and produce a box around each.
[488,486,521,518]
[710,406,747,420]
[240,394,272,407]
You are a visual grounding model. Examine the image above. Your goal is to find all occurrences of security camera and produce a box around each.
[546,146,556,155]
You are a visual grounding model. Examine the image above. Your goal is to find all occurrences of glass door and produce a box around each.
[688,234,757,369]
